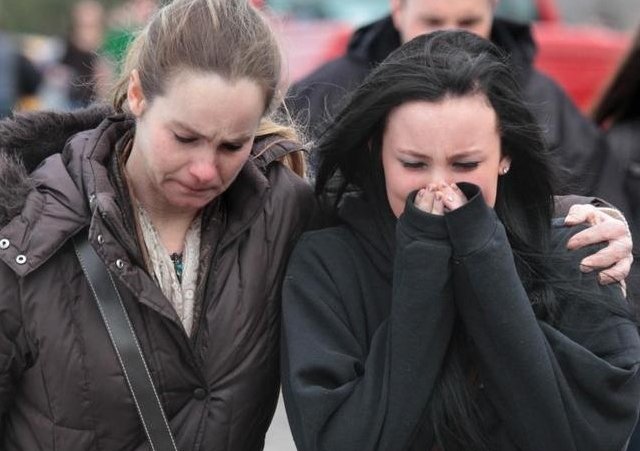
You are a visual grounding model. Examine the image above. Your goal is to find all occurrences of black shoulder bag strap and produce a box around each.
[73,229,179,451]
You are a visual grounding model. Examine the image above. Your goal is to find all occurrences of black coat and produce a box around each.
[288,17,606,194]
[281,185,640,451]
[594,118,640,296]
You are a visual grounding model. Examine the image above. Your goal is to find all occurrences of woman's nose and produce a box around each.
[429,168,452,186]
[189,158,218,185]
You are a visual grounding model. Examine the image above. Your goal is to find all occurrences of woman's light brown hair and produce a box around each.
[111,0,281,114]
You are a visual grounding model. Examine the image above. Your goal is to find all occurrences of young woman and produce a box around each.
[0,0,314,449]
[281,31,640,451]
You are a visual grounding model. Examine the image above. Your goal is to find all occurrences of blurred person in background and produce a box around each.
[101,0,158,74]
[592,25,640,304]
[0,29,42,118]
[554,0,640,31]
[60,0,107,108]
[0,0,314,449]
[287,0,635,292]
[288,0,606,195]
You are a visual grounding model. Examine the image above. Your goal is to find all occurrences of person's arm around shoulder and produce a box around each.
[563,202,633,285]
[553,194,633,286]
[539,222,640,450]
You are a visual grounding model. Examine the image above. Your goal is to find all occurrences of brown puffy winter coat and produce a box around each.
[0,108,315,450]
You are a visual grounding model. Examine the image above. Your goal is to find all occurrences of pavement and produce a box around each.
[264,393,297,451]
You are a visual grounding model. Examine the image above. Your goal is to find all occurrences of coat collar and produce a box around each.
[0,114,129,276]
[0,108,302,276]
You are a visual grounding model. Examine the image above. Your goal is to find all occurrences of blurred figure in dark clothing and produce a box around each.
[592,25,640,293]
[60,0,106,108]
[0,31,42,118]
[592,24,640,451]
[288,0,607,195]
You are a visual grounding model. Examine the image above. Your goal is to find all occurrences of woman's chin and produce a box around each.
[167,193,217,212]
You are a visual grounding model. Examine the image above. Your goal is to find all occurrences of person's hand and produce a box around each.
[564,204,633,285]
[414,183,467,216]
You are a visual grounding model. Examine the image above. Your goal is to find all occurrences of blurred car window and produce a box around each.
[495,0,538,23]
[267,0,388,25]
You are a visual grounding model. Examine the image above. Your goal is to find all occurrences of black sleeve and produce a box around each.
[552,194,612,217]
[263,162,318,311]
[281,201,456,451]
[16,54,42,97]
[526,71,607,196]
[444,185,640,451]
[285,57,369,141]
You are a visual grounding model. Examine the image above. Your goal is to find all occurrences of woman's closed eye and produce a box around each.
[173,133,198,144]
[221,142,244,152]
[453,161,479,170]
[401,160,427,169]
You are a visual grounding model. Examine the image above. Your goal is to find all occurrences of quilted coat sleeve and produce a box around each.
[0,262,31,428]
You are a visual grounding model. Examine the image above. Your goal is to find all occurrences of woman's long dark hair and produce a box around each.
[592,25,640,126]
[315,31,558,450]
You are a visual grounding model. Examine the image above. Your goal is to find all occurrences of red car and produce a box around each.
[531,0,630,110]
[263,0,631,112]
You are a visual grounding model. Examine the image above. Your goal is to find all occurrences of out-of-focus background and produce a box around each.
[1,0,639,450]
[1,0,639,115]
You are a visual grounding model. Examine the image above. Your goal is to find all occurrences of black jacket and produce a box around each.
[281,185,640,451]
[595,118,640,294]
[288,17,606,194]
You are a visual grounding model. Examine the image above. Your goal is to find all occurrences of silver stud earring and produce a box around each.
[501,166,510,175]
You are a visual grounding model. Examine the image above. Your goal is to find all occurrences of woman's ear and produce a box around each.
[499,155,512,175]
[127,69,146,117]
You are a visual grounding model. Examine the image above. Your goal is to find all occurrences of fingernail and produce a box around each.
[580,261,594,273]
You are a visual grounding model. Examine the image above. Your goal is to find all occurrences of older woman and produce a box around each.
[0,0,314,449]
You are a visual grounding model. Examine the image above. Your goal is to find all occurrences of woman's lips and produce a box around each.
[175,181,217,195]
